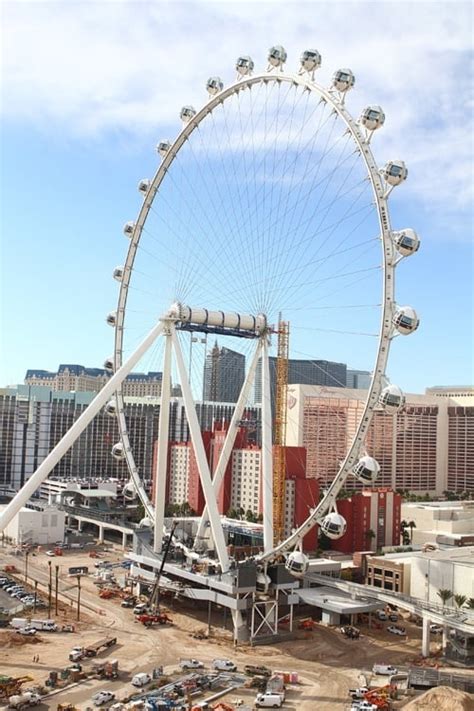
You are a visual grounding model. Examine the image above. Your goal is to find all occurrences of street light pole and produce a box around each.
[55,565,59,616]
[76,575,81,622]
[48,561,52,618]
[24,550,29,582]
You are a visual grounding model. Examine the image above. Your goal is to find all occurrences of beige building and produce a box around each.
[25,364,162,397]
[367,547,474,604]
[167,443,190,505]
[286,385,474,496]
[401,501,474,547]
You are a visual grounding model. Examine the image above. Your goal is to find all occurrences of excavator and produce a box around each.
[0,676,33,702]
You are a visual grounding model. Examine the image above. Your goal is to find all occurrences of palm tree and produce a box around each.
[454,594,467,609]
[407,520,416,543]
[365,529,376,550]
[465,598,474,610]
[437,588,453,609]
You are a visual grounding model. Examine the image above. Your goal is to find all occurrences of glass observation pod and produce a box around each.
[123,221,135,238]
[206,77,224,95]
[383,160,408,186]
[111,442,125,461]
[300,49,321,72]
[320,512,347,540]
[394,229,420,256]
[180,106,196,123]
[352,456,380,485]
[379,384,405,413]
[104,400,117,417]
[285,551,309,577]
[236,56,254,75]
[393,306,419,335]
[103,358,114,373]
[268,45,287,67]
[332,68,355,92]
[156,141,171,157]
[360,105,385,130]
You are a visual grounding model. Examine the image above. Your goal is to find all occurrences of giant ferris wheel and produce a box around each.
[0,47,420,585]
[106,46,420,575]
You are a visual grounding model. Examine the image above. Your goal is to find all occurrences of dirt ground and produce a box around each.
[1,545,472,710]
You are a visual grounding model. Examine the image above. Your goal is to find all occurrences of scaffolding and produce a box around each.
[273,319,289,544]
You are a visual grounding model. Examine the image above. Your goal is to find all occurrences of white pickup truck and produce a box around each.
[179,659,204,670]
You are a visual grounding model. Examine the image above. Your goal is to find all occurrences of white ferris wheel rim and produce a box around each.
[112,69,397,564]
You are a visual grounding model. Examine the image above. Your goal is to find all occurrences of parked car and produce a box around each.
[255,691,285,708]
[430,624,443,634]
[133,603,148,615]
[45,550,56,557]
[372,664,397,675]
[131,672,152,687]
[17,627,37,636]
[212,659,237,671]
[180,659,205,670]
[388,613,399,622]
[92,690,115,707]
[387,625,406,636]
[376,610,387,621]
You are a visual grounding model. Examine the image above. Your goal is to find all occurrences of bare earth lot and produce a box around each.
[1,547,471,710]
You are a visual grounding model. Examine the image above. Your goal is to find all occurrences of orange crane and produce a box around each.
[273,317,289,545]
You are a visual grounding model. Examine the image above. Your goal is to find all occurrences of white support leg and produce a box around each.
[154,329,173,554]
[0,321,164,532]
[195,340,263,545]
[261,337,274,553]
[170,327,230,572]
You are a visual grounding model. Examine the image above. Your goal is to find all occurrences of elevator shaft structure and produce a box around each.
[273,319,289,545]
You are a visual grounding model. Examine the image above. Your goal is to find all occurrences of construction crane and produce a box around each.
[148,520,178,612]
[273,317,289,545]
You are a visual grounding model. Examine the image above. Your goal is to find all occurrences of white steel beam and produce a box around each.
[261,337,274,553]
[153,329,173,553]
[0,321,164,532]
[170,327,230,571]
[194,340,263,545]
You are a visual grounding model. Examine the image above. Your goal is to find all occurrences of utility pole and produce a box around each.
[55,565,59,616]
[24,550,29,582]
[76,575,81,622]
[33,580,38,613]
[48,561,52,618]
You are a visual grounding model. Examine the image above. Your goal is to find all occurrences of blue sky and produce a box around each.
[1,0,473,394]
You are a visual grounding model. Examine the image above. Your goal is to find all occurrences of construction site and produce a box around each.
[1,543,473,711]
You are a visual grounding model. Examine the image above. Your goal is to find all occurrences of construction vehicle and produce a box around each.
[148,521,178,613]
[68,636,117,661]
[298,617,316,630]
[244,665,272,678]
[0,677,34,702]
[362,684,396,710]
[137,612,173,627]
[92,659,119,679]
[341,625,360,639]
[8,691,42,709]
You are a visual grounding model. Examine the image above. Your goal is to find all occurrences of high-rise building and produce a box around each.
[202,343,245,403]
[254,356,346,404]
[333,489,402,554]
[153,420,318,551]
[25,364,163,397]
[346,369,372,390]
[0,385,262,491]
[286,384,474,496]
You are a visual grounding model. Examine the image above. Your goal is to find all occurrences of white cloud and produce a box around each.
[2,0,473,220]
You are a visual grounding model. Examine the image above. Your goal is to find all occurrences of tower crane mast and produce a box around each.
[273,317,289,545]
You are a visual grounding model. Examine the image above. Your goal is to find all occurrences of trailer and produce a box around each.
[68,637,117,661]
[85,636,117,657]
